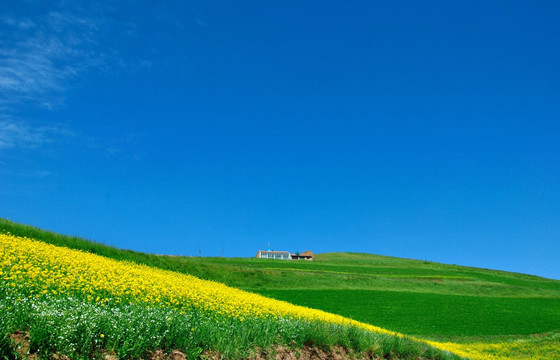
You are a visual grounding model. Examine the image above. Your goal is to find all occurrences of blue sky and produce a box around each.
[1,1,559,279]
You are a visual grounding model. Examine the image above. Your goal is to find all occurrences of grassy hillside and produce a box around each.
[2,218,560,359]
[1,231,459,360]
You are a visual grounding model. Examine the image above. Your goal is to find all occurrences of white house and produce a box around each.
[255,250,291,260]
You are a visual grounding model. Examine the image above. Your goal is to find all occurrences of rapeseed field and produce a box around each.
[0,233,456,359]
[1,230,558,359]
[0,232,394,331]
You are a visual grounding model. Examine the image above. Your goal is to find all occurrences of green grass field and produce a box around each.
[2,218,560,358]
[257,289,560,338]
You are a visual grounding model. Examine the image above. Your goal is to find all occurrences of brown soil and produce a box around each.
[150,350,188,360]
[7,333,383,360]
[202,346,383,360]
[9,331,38,360]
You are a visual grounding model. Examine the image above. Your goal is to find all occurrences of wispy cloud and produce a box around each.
[4,168,54,179]
[1,16,36,30]
[0,4,153,156]
[0,119,73,149]
[0,11,106,108]
[0,7,127,152]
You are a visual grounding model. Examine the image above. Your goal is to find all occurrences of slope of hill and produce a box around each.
[1,231,458,360]
[1,218,559,359]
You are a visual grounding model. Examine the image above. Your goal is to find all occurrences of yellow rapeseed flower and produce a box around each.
[2,233,550,360]
[0,233,393,335]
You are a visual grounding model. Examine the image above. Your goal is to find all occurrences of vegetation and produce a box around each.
[2,219,558,298]
[2,218,560,359]
[257,289,560,337]
[4,286,434,360]
[0,231,459,360]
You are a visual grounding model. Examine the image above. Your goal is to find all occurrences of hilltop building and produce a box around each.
[255,250,314,260]
[291,250,314,260]
[256,250,292,260]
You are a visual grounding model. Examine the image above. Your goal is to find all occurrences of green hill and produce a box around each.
[2,218,560,358]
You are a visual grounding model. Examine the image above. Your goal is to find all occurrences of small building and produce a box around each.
[291,250,314,260]
[256,250,291,260]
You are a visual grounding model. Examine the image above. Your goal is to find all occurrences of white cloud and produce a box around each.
[0,11,106,108]
[1,16,36,30]
[4,169,53,178]
[0,5,146,155]
[0,9,117,151]
[0,119,73,149]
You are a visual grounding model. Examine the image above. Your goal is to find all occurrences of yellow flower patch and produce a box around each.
[0,233,392,334]
[3,233,557,359]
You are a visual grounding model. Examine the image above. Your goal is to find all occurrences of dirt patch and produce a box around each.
[6,335,382,360]
[270,345,380,360]
[149,350,187,360]
[8,332,73,360]
[203,345,382,360]
[9,331,37,360]
[150,350,187,360]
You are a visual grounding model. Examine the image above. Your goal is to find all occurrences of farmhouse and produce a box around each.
[255,250,314,260]
[291,250,314,260]
[256,250,292,260]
